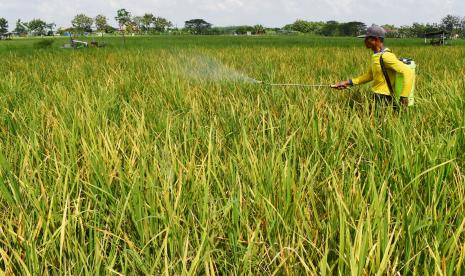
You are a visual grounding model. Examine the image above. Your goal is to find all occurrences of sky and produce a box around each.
[0,0,464,30]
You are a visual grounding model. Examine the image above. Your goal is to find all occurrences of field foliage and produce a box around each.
[0,36,465,274]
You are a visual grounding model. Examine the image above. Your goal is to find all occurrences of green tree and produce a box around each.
[132,16,144,33]
[397,25,412,38]
[104,26,118,33]
[284,20,334,35]
[115,8,132,44]
[339,21,366,36]
[425,23,441,34]
[115,9,132,31]
[320,21,340,36]
[0,18,8,34]
[14,19,28,36]
[95,15,109,33]
[441,15,462,34]
[128,21,140,33]
[153,17,172,32]
[460,18,465,38]
[235,26,253,35]
[28,19,48,36]
[72,14,94,33]
[45,23,56,36]
[252,25,266,35]
[287,20,313,33]
[410,22,427,38]
[141,13,155,32]
[184,19,212,35]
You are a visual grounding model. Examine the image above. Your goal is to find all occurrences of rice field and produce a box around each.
[0,35,465,274]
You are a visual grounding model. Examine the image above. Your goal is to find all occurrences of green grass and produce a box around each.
[0,35,464,274]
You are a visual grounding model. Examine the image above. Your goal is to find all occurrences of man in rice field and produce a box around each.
[333,24,414,106]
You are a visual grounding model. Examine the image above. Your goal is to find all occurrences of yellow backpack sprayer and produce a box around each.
[380,56,416,106]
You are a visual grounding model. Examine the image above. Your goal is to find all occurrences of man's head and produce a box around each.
[358,24,386,50]
[364,36,384,49]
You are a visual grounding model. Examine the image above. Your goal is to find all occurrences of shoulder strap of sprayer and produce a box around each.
[380,53,394,96]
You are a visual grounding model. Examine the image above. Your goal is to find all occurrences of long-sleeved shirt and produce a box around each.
[350,48,414,97]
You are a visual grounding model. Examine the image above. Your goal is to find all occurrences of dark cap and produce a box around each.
[357,24,386,38]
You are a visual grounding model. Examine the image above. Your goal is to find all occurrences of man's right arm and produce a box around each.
[351,68,373,85]
[334,68,373,89]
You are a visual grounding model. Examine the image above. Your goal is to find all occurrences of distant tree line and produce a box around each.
[382,15,464,38]
[283,15,465,38]
[56,10,173,36]
[1,12,464,38]
[283,20,367,36]
[182,19,269,35]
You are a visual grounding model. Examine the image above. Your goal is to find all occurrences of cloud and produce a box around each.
[0,0,464,29]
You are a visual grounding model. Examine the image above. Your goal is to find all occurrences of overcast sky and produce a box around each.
[1,0,464,30]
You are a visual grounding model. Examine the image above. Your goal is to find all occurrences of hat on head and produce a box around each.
[358,24,386,38]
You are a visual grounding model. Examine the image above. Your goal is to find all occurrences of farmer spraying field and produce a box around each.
[334,25,416,106]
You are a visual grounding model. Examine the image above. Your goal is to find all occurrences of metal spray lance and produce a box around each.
[253,80,338,89]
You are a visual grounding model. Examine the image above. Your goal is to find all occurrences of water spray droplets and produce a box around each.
[179,54,257,84]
